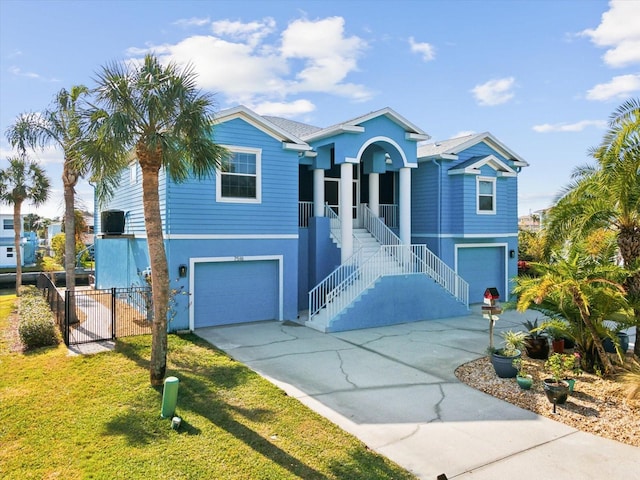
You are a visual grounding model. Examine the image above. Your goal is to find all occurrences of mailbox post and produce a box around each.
[482,288,502,351]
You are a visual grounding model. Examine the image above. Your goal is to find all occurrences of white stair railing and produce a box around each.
[362,204,401,246]
[308,204,469,326]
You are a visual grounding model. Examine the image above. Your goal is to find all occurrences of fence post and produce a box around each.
[64,290,70,346]
[111,288,117,340]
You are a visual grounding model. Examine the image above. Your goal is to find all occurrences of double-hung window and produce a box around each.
[477,177,496,214]
[3,219,13,230]
[217,147,261,203]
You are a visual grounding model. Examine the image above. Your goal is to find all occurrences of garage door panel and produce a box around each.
[195,260,279,328]
[458,247,504,304]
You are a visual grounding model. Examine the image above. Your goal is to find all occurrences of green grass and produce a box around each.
[0,291,415,480]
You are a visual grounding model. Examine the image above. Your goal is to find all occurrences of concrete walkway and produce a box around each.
[196,307,639,479]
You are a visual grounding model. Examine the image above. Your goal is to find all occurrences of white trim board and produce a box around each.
[188,254,284,330]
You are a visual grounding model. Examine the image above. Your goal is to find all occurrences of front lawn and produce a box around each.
[0,291,414,479]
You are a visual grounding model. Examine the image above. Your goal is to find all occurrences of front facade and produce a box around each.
[94,106,528,332]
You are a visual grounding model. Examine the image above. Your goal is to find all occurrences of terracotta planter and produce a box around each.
[551,338,564,354]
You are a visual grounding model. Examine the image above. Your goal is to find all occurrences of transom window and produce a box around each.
[477,177,496,214]
[217,147,261,203]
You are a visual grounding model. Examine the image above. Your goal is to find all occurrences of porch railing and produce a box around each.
[298,201,313,227]
[379,204,398,229]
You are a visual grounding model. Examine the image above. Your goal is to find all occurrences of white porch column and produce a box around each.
[399,167,411,245]
[340,162,353,261]
[368,172,379,216]
[313,168,325,217]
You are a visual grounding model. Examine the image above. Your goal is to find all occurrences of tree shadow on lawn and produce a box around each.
[107,333,332,479]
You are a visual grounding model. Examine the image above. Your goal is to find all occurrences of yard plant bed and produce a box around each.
[456,355,640,447]
[0,291,415,480]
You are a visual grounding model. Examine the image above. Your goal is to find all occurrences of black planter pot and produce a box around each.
[543,379,570,405]
[603,332,629,354]
[491,350,521,378]
[524,335,549,360]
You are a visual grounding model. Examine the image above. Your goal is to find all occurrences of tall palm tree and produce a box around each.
[85,54,228,386]
[0,156,50,293]
[6,85,91,295]
[546,98,640,356]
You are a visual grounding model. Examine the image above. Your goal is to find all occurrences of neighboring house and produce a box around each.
[94,106,528,333]
[0,214,37,267]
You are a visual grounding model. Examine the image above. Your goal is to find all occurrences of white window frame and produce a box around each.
[129,163,137,185]
[3,219,13,230]
[216,146,262,204]
[477,176,496,215]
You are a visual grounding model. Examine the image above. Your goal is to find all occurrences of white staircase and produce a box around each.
[307,205,469,332]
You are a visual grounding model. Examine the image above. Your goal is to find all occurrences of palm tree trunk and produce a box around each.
[139,154,170,387]
[13,201,23,295]
[63,163,78,323]
[574,290,614,374]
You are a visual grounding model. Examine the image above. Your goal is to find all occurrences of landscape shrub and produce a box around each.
[18,288,60,349]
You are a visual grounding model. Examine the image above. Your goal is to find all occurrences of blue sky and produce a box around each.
[1,0,639,219]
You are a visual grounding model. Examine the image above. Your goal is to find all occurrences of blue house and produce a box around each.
[94,106,528,332]
[0,214,38,267]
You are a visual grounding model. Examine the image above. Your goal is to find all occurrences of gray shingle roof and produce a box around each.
[262,116,322,138]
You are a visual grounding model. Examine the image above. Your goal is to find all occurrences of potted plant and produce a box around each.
[490,330,527,378]
[522,318,549,359]
[543,353,574,409]
[512,357,533,390]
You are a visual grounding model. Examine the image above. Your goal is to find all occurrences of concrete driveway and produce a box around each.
[196,307,639,479]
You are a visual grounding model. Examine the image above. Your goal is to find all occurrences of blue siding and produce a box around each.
[166,118,298,235]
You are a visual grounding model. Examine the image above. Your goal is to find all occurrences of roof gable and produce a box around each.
[215,106,310,152]
[418,132,529,167]
[448,154,517,177]
[302,107,430,143]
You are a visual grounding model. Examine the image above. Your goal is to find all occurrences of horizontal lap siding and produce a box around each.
[411,161,439,235]
[166,118,298,235]
[96,163,163,235]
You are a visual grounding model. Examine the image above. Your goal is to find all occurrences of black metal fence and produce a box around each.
[38,273,153,346]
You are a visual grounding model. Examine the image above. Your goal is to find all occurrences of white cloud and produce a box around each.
[408,37,435,62]
[8,66,41,79]
[212,18,276,48]
[581,0,640,67]
[280,17,372,100]
[126,16,372,110]
[532,120,607,133]
[253,99,316,117]
[471,77,515,106]
[173,17,211,28]
[586,74,640,101]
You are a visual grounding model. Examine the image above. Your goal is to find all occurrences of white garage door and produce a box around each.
[457,246,505,304]
[194,260,279,328]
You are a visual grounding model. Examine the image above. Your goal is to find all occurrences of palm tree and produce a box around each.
[546,98,640,356]
[6,85,91,295]
[514,246,630,375]
[0,156,50,293]
[85,54,228,386]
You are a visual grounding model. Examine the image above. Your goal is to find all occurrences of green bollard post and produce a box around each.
[161,376,179,418]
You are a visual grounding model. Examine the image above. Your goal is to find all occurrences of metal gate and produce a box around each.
[38,274,152,346]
